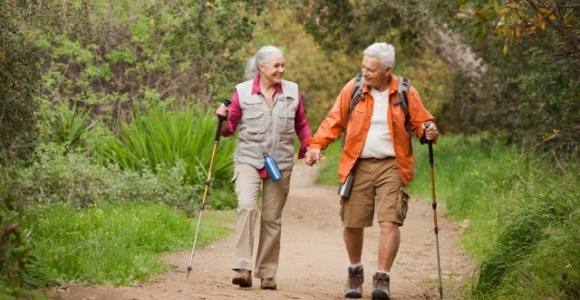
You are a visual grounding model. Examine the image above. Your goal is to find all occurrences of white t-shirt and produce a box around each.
[360,87,396,158]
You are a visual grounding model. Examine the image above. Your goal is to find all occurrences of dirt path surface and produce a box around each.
[49,163,473,300]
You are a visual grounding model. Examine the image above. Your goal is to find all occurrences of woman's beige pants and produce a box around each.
[231,163,292,279]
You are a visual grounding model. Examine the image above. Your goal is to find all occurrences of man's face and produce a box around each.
[361,55,391,90]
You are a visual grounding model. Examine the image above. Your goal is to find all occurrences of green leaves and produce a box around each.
[95,104,236,190]
[39,102,97,152]
[0,1,42,165]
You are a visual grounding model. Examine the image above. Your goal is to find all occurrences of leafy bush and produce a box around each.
[0,0,42,165]
[12,143,203,212]
[33,0,254,125]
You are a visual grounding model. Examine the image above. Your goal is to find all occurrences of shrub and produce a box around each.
[0,1,42,165]
[13,143,203,212]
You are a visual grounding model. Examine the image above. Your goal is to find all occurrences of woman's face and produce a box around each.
[258,53,285,85]
[361,55,391,90]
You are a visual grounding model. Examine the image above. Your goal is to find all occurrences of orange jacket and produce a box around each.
[309,75,437,185]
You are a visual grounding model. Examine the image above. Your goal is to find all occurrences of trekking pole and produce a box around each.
[187,100,230,278]
[424,121,443,299]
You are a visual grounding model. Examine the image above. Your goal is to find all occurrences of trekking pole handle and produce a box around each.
[215,100,231,142]
[424,122,434,164]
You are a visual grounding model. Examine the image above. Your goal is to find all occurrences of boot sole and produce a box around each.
[371,289,390,300]
[261,285,277,290]
[345,291,363,299]
[232,278,252,288]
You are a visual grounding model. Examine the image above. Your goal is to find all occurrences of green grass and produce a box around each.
[22,202,235,286]
[410,136,512,261]
[313,134,580,299]
[312,137,343,186]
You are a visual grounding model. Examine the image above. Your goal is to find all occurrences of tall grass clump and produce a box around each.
[38,102,97,152]
[470,150,580,299]
[21,201,234,286]
[473,192,580,299]
[94,104,237,209]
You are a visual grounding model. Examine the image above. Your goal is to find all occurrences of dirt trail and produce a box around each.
[49,163,473,300]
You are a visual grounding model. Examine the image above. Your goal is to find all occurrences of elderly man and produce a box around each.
[306,42,439,300]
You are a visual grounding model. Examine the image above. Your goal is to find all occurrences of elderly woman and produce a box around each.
[215,45,312,290]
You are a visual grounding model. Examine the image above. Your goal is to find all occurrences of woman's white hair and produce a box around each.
[244,46,284,80]
[364,43,395,70]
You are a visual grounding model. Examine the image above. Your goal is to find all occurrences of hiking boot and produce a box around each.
[344,264,364,298]
[232,268,252,288]
[261,277,277,290]
[371,272,390,300]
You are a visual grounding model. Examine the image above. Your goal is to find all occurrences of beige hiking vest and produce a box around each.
[233,79,299,171]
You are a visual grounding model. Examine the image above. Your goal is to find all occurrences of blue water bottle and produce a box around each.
[263,152,282,181]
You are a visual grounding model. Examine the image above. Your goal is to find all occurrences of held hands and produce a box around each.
[305,148,322,166]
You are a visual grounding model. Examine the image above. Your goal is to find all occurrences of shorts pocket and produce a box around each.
[397,186,410,222]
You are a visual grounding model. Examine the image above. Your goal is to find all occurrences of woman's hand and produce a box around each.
[305,148,322,166]
[216,103,229,118]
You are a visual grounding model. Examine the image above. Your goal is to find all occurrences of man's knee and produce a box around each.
[378,221,399,232]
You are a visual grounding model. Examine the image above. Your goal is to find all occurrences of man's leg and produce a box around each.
[344,227,364,264]
[371,221,400,300]
[341,159,376,299]
[344,227,365,298]
[378,221,400,271]
[372,157,407,300]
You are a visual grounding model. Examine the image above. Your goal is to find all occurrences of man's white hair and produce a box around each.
[364,43,395,70]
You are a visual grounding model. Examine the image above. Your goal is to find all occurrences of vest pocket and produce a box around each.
[275,132,295,162]
[242,111,266,135]
[277,114,296,134]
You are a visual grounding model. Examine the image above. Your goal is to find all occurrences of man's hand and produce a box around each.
[305,148,322,166]
[424,122,438,140]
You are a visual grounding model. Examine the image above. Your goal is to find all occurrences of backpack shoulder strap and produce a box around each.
[394,76,411,131]
[394,76,410,106]
[343,73,365,147]
[395,76,414,150]
[349,73,365,112]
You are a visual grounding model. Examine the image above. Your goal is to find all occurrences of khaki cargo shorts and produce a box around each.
[340,157,409,228]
